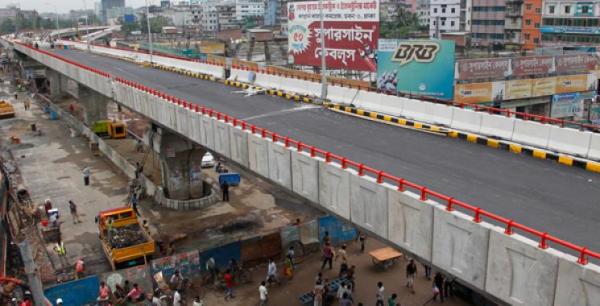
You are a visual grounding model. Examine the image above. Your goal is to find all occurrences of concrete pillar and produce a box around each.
[78,85,109,126]
[147,127,206,200]
[46,69,63,99]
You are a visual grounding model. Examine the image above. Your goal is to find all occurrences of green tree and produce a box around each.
[380,9,423,39]
[140,14,173,33]
[0,19,15,34]
[119,16,141,34]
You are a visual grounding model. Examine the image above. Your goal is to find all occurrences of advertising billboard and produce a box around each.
[555,54,598,74]
[511,56,554,76]
[377,39,455,99]
[456,58,510,80]
[532,77,557,97]
[556,74,589,93]
[287,0,379,72]
[551,92,595,118]
[505,79,533,100]
[454,82,504,104]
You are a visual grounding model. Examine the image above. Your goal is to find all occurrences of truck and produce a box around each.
[97,207,155,270]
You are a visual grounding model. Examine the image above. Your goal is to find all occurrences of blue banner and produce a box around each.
[318,215,357,246]
[376,39,455,100]
[44,276,99,306]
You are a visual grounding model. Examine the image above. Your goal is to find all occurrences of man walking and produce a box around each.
[406,259,417,294]
[74,258,85,279]
[222,181,230,202]
[266,258,278,287]
[259,281,268,306]
[375,282,385,306]
[68,200,81,224]
[224,269,234,300]
[82,166,91,186]
[320,242,334,270]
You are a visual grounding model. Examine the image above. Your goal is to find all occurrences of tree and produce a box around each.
[0,19,15,34]
[380,9,422,39]
[119,16,140,34]
[140,14,173,33]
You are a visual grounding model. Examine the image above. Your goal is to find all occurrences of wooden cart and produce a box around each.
[369,247,403,270]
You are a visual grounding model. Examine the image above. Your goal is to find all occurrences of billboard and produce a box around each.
[555,54,598,74]
[456,58,510,80]
[287,0,379,72]
[551,92,595,118]
[377,39,455,99]
[532,77,557,97]
[556,74,589,93]
[454,82,504,104]
[505,79,533,100]
[511,56,554,76]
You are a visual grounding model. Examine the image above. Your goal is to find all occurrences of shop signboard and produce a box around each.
[454,81,504,104]
[532,77,557,97]
[511,56,554,76]
[456,58,511,80]
[287,0,380,71]
[550,92,595,118]
[556,74,589,93]
[555,54,598,74]
[505,79,533,100]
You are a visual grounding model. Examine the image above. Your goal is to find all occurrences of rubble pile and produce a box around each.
[108,223,147,249]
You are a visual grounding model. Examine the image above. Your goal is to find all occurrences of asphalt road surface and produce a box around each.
[45,49,600,255]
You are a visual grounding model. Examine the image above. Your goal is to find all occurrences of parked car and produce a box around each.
[201,152,215,168]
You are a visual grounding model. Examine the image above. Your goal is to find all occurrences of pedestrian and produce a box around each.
[375,281,385,306]
[134,162,143,179]
[387,293,398,306]
[55,298,63,306]
[53,239,68,267]
[315,272,323,284]
[170,270,182,291]
[131,193,140,216]
[19,297,32,306]
[74,258,85,279]
[423,264,432,280]
[322,231,331,245]
[97,281,111,305]
[337,283,347,300]
[206,257,217,282]
[406,259,417,294]
[224,269,234,300]
[287,246,295,270]
[126,283,144,302]
[313,280,324,306]
[321,242,335,270]
[346,265,356,291]
[433,272,445,302]
[24,98,30,110]
[43,199,52,216]
[173,289,182,306]
[266,258,278,287]
[142,219,150,234]
[135,139,144,153]
[222,181,230,201]
[340,292,353,306]
[82,166,91,186]
[14,92,17,100]
[68,200,82,224]
[444,277,455,299]
[358,232,366,253]
[259,280,268,306]
[336,244,348,276]
[284,254,294,279]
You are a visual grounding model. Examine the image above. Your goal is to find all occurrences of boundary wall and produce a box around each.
[14,41,600,306]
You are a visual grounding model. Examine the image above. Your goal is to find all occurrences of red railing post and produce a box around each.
[261,129,267,138]
[241,121,247,130]
[377,171,384,183]
[284,137,290,147]
[358,164,365,176]
[473,208,482,223]
[446,197,454,211]
[297,142,304,152]
[539,232,549,249]
[420,187,427,201]
[325,152,331,162]
[251,125,257,134]
[310,146,316,157]
[272,133,278,142]
[194,105,199,112]
[397,179,405,191]
[224,115,229,123]
[505,220,514,235]
[578,248,588,265]
[341,158,348,169]
[233,118,238,127]
[201,106,206,114]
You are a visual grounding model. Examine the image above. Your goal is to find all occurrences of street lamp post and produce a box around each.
[146,0,154,64]
[319,0,327,100]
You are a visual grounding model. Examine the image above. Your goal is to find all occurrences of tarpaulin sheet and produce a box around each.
[318,215,357,246]
[44,275,99,306]
[200,241,241,272]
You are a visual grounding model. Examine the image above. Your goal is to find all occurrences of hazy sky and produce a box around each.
[0,0,159,13]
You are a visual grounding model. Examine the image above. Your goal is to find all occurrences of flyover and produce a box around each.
[10,40,600,305]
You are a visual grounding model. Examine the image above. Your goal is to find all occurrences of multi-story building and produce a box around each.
[200,0,219,33]
[101,0,125,23]
[522,0,542,49]
[235,0,264,22]
[217,2,239,30]
[429,0,462,37]
[162,4,202,31]
[381,0,412,21]
[417,0,431,27]
[470,0,506,47]
[504,0,523,48]
[541,0,600,46]
[264,0,279,26]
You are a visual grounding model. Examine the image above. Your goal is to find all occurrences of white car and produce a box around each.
[201,152,215,168]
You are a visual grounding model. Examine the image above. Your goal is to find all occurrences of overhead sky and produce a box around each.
[0,0,158,14]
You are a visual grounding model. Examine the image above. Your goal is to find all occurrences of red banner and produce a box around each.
[511,56,554,76]
[555,54,598,74]
[287,0,380,72]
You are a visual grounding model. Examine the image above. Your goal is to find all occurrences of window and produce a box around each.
[441,21,445,26]
[433,20,436,25]
[525,19,531,25]
[433,8,437,13]
[526,4,532,10]
[451,20,455,26]
[451,8,455,13]
[549,5,554,14]
[442,8,446,13]
[564,5,570,14]
[535,23,540,28]
[536,8,541,13]
[524,33,530,40]
[582,6,589,14]
[533,38,539,43]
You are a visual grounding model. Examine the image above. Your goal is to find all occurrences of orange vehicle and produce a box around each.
[97,207,155,270]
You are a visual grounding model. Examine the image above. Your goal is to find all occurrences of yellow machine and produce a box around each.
[0,101,15,119]
[98,207,155,270]
[108,121,127,139]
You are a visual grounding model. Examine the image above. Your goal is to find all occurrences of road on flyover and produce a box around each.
[48,48,600,255]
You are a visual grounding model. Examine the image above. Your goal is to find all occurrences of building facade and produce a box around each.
[217,2,239,30]
[101,0,125,23]
[235,0,264,21]
[541,0,600,46]
[429,0,462,37]
[522,0,542,49]
[417,0,431,27]
[470,0,506,47]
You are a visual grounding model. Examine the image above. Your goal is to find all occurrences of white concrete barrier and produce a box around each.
[350,176,388,239]
[354,91,405,118]
[304,80,322,97]
[547,126,593,157]
[479,113,516,140]
[254,73,272,88]
[229,126,249,167]
[318,161,351,219]
[485,229,560,306]
[424,102,454,126]
[189,111,203,145]
[554,255,600,306]
[230,69,252,83]
[327,85,358,105]
[200,115,215,150]
[387,190,437,261]
[450,108,483,134]
[587,133,600,161]
[353,91,383,111]
[511,120,552,149]
[432,208,492,290]
[248,133,269,178]
[267,141,292,189]
[213,120,231,158]
[402,98,429,122]
[290,149,319,203]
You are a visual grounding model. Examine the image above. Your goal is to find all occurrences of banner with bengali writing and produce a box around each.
[454,82,504,104]
[456,58,511,80]
[556,74,589,93]
[532,77,557,97]
[511,56,554,76]
[505,79,533,100]
[287,0,380,72]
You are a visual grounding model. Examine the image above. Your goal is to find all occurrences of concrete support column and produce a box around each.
[146,127,206,200]
[78,84,109,126]
[46,69,64,99]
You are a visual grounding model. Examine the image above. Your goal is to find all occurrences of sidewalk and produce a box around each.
[2,93,130,276]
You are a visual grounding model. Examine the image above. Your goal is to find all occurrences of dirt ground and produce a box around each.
[196,238,470,306]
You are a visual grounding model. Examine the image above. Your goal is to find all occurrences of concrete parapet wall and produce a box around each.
[267,141,292,189]
[290,149,319,203]
[554,254,600,306]
[349,175,388,239]
[318,161,351,219]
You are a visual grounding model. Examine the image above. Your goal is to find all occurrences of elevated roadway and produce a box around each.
[47,48,600,254]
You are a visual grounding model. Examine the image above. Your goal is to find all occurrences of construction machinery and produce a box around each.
[92,120,127,139]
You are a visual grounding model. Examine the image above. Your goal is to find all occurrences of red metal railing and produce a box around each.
[18,41,600,265]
